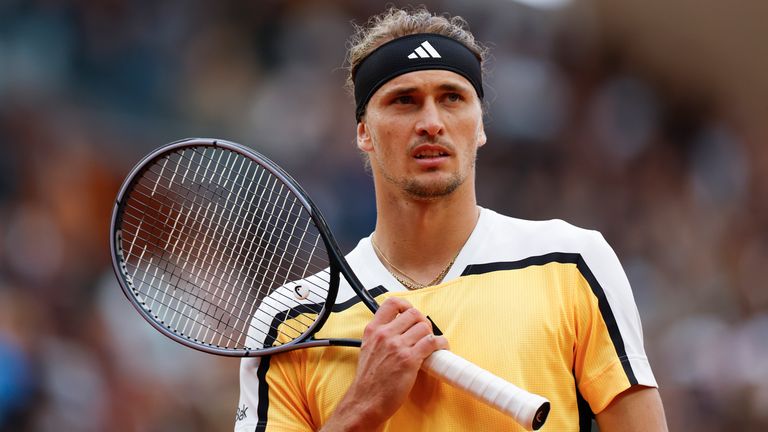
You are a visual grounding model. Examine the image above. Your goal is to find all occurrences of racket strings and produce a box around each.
[121,181,333,306]
[120,191,331,291]
[126,149,333,286]
[122,244,323,343]
[143,262,311,350]
[121,236,328,336]
[129,154,331,268]
[158,147,334,292]
[129,254,249,348]
[119,204,320,346]
[121,195,326,334]
[118,146,333,349]
[135,154,328,258]
[119,206,331,338]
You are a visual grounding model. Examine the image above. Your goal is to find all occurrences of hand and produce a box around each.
[321,297,449,432]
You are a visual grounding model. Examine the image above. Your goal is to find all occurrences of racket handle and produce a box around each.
[422,349,551,431]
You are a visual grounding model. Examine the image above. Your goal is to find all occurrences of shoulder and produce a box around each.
[475,208,610,262]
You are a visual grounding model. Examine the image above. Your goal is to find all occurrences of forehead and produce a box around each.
[373,69,475,97]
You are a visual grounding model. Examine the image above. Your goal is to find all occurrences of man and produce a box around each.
[236,6,667,431]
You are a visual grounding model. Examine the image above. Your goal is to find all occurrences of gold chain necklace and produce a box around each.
[371,235,459,290]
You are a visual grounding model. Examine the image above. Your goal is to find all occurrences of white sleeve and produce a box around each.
[234,357,264,431]
[581,229,657,388]
[234,306,271,432]
[233,278,326,432]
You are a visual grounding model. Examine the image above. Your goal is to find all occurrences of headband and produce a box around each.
[352,33,484,122]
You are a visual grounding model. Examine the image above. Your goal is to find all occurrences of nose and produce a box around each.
[415,99,444,138]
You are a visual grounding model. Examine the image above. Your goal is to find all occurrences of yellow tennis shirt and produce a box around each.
[235,208,657,431]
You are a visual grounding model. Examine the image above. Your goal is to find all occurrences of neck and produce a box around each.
[372,179,479,285]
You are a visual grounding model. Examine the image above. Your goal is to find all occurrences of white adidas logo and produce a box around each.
[407,41,441,59]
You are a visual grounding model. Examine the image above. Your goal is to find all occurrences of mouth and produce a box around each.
[411,145,451,159]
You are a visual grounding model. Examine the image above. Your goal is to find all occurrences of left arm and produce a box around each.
[574,229,665,429]
[596,386,668,432]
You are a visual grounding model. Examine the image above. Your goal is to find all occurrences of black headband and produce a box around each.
[352,33,484,122]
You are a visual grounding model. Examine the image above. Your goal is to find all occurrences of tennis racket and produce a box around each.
[110,138,550,430]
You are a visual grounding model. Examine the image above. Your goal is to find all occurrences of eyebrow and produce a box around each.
[436,83,471,93]
[379,82,472,99]
[380,86,418,98]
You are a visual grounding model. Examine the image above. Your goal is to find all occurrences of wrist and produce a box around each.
[322,389,386,432]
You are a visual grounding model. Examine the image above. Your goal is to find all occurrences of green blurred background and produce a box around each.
[1,0,767,430]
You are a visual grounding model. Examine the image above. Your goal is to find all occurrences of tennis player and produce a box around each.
[236,6,667,431]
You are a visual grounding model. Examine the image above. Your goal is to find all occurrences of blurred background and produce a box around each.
[0,0,766,430]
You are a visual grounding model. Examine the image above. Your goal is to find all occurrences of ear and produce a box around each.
[476,124,487,149]
[357,121,374,152]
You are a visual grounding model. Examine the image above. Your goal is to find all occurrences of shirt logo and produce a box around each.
[407,41,442,59]
[293,283,310,300]
[235,404,249,422]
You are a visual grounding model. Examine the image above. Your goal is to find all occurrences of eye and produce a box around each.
[393,95,414,105]
[445,92,463,103]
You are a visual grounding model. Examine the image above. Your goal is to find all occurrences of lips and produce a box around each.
[411,144,451,159]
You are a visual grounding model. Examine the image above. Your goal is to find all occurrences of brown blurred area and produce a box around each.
[0,1,766,431]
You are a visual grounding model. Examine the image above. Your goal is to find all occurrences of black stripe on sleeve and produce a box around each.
[255,356,271,432]
[574,258,638,385]
[462,252,638,385]
[574,368,595,431]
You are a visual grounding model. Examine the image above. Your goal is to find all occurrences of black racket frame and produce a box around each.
[110,138,380,357]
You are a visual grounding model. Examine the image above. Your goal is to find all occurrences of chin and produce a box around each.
[403,174,464,199]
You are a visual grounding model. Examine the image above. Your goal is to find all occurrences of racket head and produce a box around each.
[110,138,343,357]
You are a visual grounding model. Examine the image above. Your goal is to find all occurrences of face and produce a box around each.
[357,70,486,200]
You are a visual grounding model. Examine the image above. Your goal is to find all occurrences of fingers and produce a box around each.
[365,297,427,339]
[364,297,446,358]
[368,296,413,327]
[400,323,449,359]
[400,320,432,345]
[413,333,449,359]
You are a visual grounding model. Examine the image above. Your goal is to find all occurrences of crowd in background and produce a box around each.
[0,1,766,431]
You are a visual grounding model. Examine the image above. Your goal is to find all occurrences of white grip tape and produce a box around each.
[422,350,550,431]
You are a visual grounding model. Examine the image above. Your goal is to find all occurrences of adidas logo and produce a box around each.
[407,41,441,59]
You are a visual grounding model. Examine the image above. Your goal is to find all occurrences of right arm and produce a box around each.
[320,297,448,432]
